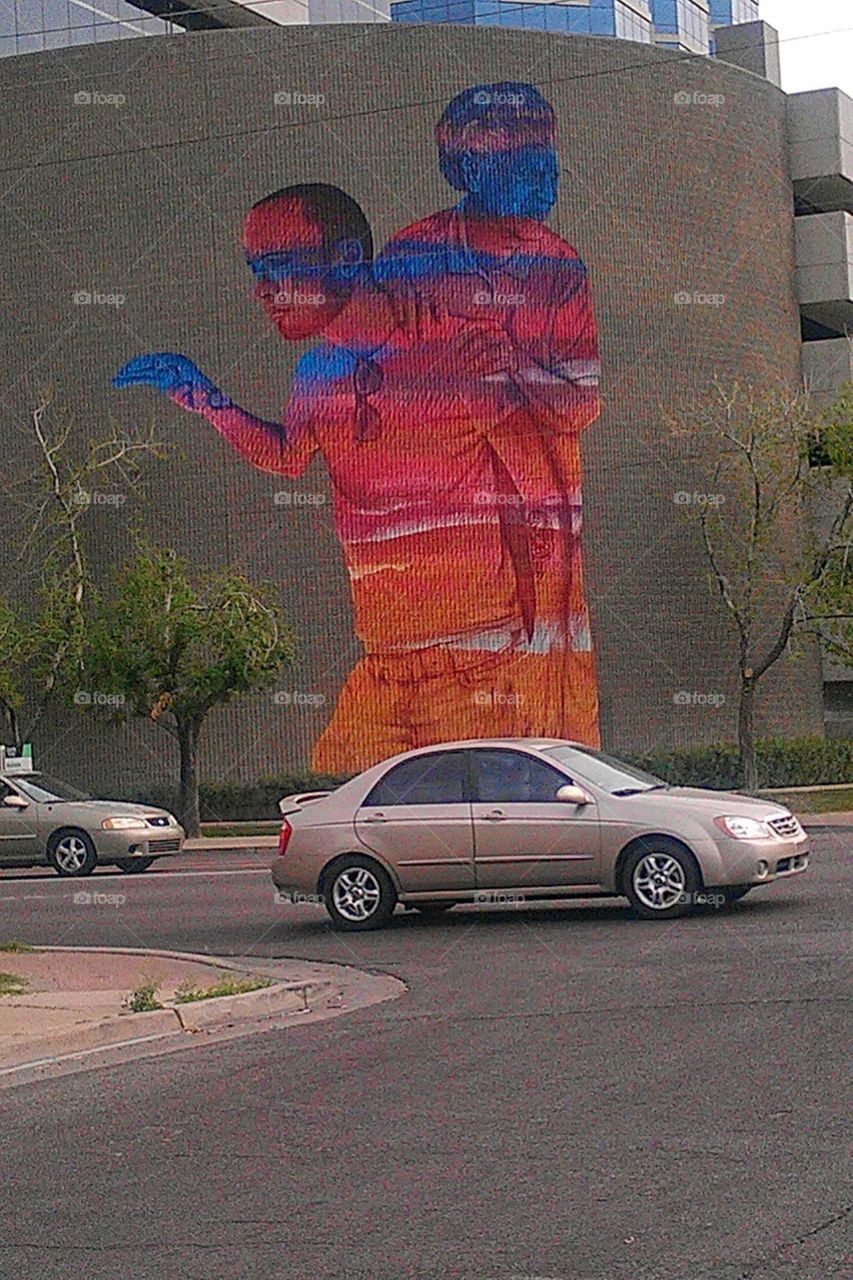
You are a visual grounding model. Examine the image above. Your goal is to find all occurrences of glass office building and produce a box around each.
[0,0,183,56]
[0,0,760,62]
[390,0,761,54]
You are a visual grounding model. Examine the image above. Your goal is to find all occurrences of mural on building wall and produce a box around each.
[114,82,601,772]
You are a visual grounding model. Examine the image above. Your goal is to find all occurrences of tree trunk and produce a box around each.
[177,718,202,838]
[737,673,758,791]
[0,702,21,752]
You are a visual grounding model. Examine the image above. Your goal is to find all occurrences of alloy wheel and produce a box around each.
[332,867,382,923]
[632,853,687,912]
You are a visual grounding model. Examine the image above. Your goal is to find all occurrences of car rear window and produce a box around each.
[364,753,468,806]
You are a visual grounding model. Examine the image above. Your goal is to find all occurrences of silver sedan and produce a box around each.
[271,739,810,929]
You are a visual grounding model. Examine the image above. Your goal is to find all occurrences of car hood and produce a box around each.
[607,786,794,821]
[37,800,173,820]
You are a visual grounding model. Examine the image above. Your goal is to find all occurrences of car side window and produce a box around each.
[474,750,570,804]
[364,753,469,807]
[0,783,10,803]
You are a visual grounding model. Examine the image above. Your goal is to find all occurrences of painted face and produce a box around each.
[243,201,357,340]
[462,145,559,220]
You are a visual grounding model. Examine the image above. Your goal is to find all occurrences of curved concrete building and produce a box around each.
[0,25,837,786]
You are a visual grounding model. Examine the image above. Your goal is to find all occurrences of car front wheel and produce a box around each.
[323,856,397,931]
[623,840,700,920]
[48,830,98,878]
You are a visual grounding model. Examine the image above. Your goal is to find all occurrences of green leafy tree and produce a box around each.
[670,379,853,790]
[81,543,296,835]
[0,597,30,748]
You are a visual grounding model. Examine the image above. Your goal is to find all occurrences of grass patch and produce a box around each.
[0,972,28,996]
[174,975,273,1004]
[0,941,34,953]
[768,786,853,816]
[123,982,163,1013]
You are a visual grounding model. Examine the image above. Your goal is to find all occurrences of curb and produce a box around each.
[0,947,332,1074]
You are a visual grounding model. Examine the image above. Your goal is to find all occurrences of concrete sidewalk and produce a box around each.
[0,947,330,1073]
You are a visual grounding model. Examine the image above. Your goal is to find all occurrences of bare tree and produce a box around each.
[670,378,853,790]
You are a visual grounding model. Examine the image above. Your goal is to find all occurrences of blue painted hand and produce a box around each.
[113,353,228,412]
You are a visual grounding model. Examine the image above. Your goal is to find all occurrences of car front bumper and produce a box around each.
[707,830,810,887]
[96,827,185,859]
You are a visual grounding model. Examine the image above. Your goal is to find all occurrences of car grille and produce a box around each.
[148,838,181,853]
[768,814,800,839]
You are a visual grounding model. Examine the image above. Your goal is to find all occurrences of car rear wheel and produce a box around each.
[48,830,97,878]
[113,858,156,873]
[623,840,699,920]
[323,856,397,931]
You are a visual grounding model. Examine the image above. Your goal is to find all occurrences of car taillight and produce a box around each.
[277,818,292,856]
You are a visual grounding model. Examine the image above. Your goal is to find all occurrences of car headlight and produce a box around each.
[713,815,772,840]
[101,817,148,831]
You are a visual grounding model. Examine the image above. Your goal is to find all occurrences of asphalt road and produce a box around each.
[0,830,849,1280]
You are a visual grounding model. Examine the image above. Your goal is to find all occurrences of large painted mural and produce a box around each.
[114,83,601,772]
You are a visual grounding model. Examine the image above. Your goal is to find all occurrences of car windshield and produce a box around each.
[542,746,667,796]
[12,774,92,803]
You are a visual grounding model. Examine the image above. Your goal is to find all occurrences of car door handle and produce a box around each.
[483,810,506,820]
[364,814,387,823]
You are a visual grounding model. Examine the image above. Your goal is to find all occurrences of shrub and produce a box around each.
[117,773,352,823]
[625,736,853,790]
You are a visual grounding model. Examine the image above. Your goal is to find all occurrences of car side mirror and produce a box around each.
[2,794,29,809]
[556,783,593,806]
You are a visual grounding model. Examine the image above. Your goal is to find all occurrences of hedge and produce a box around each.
[118,736,852,820]
[624,736,853,791]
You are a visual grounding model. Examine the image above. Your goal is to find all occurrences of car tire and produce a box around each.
[412,902,455,916]
[47,829,98,878]
[113,858,156,873]
[322,855,397,931]
[623,839,700,920]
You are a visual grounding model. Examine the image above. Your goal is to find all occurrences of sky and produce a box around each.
[759,0,853,95]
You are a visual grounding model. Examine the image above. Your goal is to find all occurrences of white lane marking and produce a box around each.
[0,868,272,898]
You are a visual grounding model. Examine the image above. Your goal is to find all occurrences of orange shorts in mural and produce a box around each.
[311,635,599,774]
